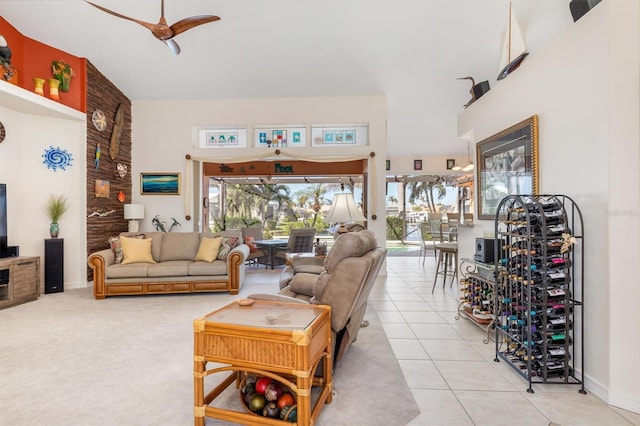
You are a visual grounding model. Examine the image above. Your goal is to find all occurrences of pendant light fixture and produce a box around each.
[452,141,475,172]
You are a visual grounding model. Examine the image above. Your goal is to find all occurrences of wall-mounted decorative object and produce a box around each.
[311,123,368,146]
[95,179,110,198]
[141,173,181,195]
[42,146,73,171]
[254,125,306,148]
[94,143,101,170]
[88,209,116,218]
[446,159,455,170]
[386,160,390,171]
[51,59,73,92]
[47,78,60,101]
[194,126,248,148]
[0,121,5,144]
[117,191,126,203]
[477,115,538,220]
[33,77,45,96]
[91,109,107,132]
[414,160,422,171]
[115,162,128,179]
[109,104,124,160]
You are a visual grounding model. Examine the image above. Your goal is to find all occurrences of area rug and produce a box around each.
[0,278,419,425]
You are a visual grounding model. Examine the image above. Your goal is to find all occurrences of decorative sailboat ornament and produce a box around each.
[497,1,529,80]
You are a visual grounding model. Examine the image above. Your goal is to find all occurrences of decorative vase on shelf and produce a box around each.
[48,78,60,101]
[33,77,45,96]
[49,222,59,238]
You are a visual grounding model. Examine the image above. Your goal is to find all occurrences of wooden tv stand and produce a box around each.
[0,256,41,310]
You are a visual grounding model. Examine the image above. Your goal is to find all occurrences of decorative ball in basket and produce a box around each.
[240,374,297,421]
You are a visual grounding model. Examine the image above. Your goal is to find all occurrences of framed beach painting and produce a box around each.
[140,173,181,195]
[476,115,538,220]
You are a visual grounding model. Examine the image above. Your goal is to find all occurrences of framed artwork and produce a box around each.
[205,130,239,147]
[254,126,306,147]
[94,179,110,198]
[476,115,538,220]
[141,173,181,195]
[414,159,422,171]
[195,127,248,148]
[386,160,390,171]
[446,159,455,170]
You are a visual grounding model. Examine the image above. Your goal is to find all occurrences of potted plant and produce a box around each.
[44,194,69,238]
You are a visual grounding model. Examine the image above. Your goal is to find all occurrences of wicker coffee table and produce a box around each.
[193,299,332,425]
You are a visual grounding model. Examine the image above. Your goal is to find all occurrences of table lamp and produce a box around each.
[124,204,144,232]
[326,193,366,235]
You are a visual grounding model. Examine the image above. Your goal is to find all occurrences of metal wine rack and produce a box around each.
[493,194,586,394]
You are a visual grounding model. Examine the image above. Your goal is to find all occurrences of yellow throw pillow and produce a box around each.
[195,236,223,262]
[121,236,156,264]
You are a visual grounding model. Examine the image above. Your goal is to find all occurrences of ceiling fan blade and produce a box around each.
[170,15,221,37]
[84,0,156,32]
[164,39,181,56]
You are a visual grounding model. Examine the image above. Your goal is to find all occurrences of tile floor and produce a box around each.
[373,256,640,426]
[249,255,640,425]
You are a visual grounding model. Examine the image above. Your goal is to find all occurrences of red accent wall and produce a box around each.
[0,17,86,112]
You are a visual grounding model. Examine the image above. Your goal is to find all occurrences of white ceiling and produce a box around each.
[0,0,575,157]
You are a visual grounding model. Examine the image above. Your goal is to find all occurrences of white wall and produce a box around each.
[0,106,87,289]
[458,0,639,413]
[131,96,387,248]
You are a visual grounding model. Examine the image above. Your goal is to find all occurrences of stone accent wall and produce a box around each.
[85,61,132,279]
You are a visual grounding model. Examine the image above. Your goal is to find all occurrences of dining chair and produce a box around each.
[446,212,461,225]
[240,227,267,266]
[419,221,436,265]
[273,227,317,265]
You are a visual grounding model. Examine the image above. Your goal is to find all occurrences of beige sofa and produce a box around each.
[88,230,249,299]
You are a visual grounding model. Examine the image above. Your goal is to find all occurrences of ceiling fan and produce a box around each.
[84,0,221,55]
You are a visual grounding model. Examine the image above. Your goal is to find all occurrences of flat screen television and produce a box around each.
[0,183,7,258]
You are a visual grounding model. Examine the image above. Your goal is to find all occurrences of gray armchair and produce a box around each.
[249,230,386,367]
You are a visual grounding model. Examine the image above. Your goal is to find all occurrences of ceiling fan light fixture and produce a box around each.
[84,0,220,55]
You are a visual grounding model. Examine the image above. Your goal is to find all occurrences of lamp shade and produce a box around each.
[124,204,144,220]
[326,193,366,223]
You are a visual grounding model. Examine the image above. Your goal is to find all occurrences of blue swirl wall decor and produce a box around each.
[42,146,73,171]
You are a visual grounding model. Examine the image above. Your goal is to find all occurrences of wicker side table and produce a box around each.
[193,299,332,425]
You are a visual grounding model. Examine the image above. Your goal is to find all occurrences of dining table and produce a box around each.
[253,239,288,269]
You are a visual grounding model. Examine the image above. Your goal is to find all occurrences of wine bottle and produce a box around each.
[534,360,572,377]
[544,303,574,316]
[531,255,571,271]
[529,197,563,213]
[531,223,570,238]
[530,269,570,286]
[515,209,565,227]
[545,315,573,331]
[532,285,570,302]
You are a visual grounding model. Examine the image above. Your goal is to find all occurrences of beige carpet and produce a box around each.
[0,273,419,426]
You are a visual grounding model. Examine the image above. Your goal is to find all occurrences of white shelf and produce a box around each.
[0,79,85,121]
